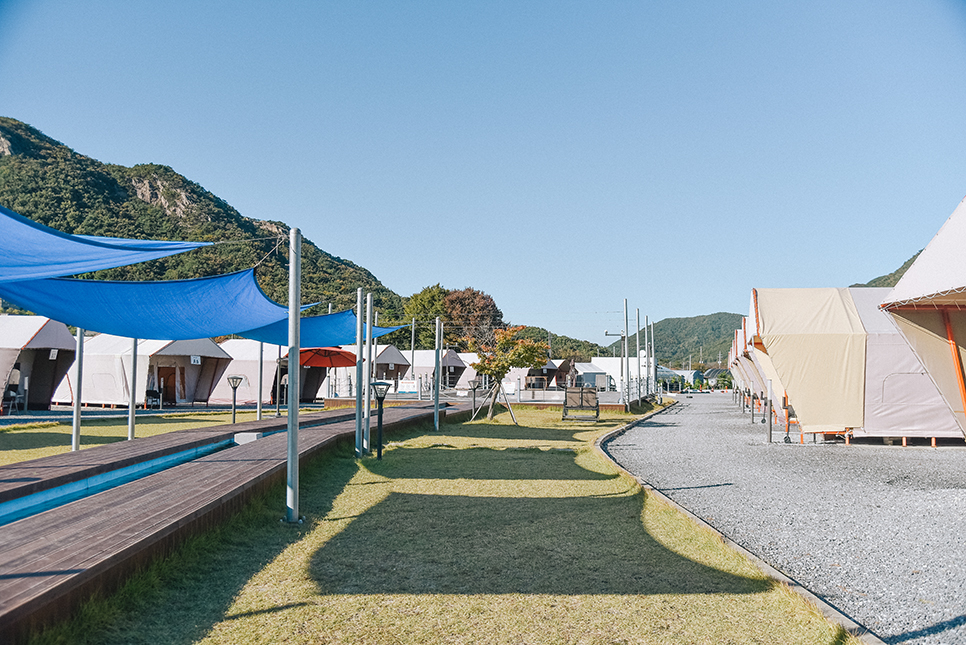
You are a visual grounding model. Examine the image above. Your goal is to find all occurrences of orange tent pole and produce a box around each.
[941,309,966,427]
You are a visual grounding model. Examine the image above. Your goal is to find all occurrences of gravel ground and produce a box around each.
[605,392,966,645]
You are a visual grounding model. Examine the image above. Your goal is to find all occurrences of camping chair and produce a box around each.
[2,386,23,415]
[144,389,161,409]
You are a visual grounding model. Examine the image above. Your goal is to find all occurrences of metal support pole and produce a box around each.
[355,287,364,456]
[128,337,137,441]
[257,342,263,420]
[376,399,384,460]
[72,328,84,451]
[636,309,641,403]
[623,299,630,411]
[767,379,773,443]
[433,317,441,431]
[364,293,374,452]
[275,346,282,417]
[285,227,302,523]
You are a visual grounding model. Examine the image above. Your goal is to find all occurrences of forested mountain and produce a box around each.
[0,117,402,317]
[607,312,742,369]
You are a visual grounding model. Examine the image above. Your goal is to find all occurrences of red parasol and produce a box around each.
[299,347,357,368]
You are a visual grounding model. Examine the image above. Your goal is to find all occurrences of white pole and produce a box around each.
[636,309,641,402]
[433,316,441,431]
[257,342,263,420]
[285,227,302,523]
[410,317,416,380]
[650,320,656,390]
[364,293,374,452]
[128,337,137,440]
[71,328,84,451]
[623,299,629,411]
[354,287,364,456]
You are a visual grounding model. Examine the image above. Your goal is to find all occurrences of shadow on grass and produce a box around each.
[28,442,362,645]
[369,446,619,481]
[309,442,770,597]
[309,490,770,596]
[436,422,593,444]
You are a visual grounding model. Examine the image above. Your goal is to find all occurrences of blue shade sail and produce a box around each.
[0,270,291,340]
[0,204,211,282]
[241,310,407,347]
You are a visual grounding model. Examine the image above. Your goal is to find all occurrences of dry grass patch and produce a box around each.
[32,407,858,645]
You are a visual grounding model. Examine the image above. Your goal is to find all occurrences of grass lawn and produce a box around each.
[30,406,858,645]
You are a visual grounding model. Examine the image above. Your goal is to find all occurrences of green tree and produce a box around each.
[468,326,548,420]
[403,284,449,349]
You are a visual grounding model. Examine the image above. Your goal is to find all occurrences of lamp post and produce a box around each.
[370,381,391,460]
[468,378,481,415]
[227,375,243,424]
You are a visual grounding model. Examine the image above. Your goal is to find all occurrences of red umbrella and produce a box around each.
[299,347,357,368]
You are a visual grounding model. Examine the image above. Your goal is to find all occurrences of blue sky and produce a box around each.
[2,0,965,343]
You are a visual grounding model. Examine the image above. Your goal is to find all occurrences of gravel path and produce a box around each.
[604,392,966,645]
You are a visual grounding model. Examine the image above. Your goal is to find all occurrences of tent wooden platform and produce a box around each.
[0,403,463,642]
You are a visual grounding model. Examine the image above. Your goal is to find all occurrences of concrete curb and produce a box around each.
[593,402,887,645]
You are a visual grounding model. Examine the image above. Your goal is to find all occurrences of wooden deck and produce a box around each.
[0,408,356,503]
[0,403,467,642]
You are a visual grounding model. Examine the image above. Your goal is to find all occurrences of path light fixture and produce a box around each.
[468,378,481,414]
[227,375,243,424]
[370,381,391,460]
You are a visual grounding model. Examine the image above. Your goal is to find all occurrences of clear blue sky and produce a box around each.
[2,0,965,344]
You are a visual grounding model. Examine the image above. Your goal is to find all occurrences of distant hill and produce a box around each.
[850,252,921,289]
[0,117,403,318]
[516,326,608,363]
[607,312,742,369]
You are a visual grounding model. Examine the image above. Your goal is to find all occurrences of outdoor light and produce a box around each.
[370,381,391,460]
[468,378,481,413]
[227,375,243,424]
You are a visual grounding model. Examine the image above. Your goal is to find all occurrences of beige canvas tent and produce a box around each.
[752,288,866,434]
[0,315,76,412]
[881,196,966,437]
[747,287,960,438]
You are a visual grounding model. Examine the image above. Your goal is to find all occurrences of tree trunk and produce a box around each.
[485,383,501,420]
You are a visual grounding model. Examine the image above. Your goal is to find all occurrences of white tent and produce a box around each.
[0,315,75,411]
[409,349,466,389]
[881,196,966,436]
[209,339,284,405]
[54,334,231,406]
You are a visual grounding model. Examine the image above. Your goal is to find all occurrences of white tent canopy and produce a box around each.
[54,334,231,406]
[0,315,76,410]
